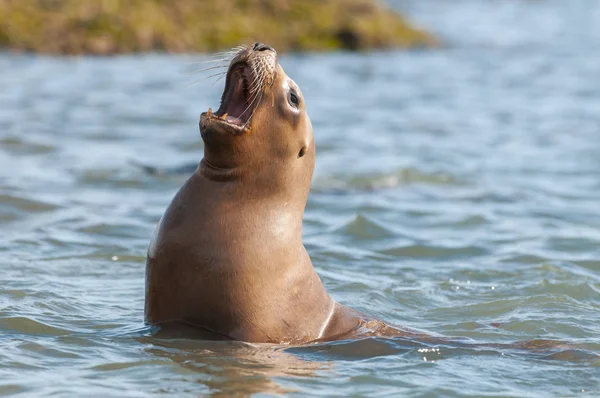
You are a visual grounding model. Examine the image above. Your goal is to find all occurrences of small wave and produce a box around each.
[0,316,70,337]
[289,335,600,363]
[75,168,147,188]
[499,254,550,264]
[0,194,60,219]
[332,213,397,239]
[530,280,600,302]
[89,359,167,372]
[0,136,56,155]
[78,222,149,240]
[0,385,26,395]
[287,337,421,360]
[18,341,80,359]
[380,243,488,259]
[312,167,463,191]
[129,160,198,177]
[540,349,600,362]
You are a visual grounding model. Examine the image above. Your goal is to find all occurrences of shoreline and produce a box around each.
[0,0,438,55]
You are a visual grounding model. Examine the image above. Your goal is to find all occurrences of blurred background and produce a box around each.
[1,0,600,397]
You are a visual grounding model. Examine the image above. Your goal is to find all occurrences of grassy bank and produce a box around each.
[0,0,437,55]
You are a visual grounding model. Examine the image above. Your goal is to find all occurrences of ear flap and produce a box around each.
[300,116,314,156]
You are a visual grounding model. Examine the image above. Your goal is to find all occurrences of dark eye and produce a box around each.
[289,91,299,107]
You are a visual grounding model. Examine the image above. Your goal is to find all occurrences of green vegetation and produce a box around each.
[0,0,437,54]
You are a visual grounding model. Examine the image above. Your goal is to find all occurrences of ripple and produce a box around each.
[288,337,419,360]
[0,317,71,337]
[90,359,167,372]
[448,215,490,227]
[78,222,149,239]
[429,297,533,318]
[573,260,600,272]
[0,136,56,155]
[540,349,600,362]
[75,168,147,188]
[0,194,60,220]
[129,160,198,177]
[313,167,463,191]
[0,385,26,395]
[332,213,397,239]
[531,281,599,302]
[39,252,146,263]
[288,335,598,364]
[380,244,488,259]
[499,254,550,264]
[18,341,80,359]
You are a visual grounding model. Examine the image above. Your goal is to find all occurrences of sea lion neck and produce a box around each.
[198,151,314,205]
[198,157,242,182]
[187,168,309,251]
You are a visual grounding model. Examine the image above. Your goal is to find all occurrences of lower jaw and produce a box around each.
[201,113,250,136]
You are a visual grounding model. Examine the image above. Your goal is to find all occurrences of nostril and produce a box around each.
[253,42,274,52]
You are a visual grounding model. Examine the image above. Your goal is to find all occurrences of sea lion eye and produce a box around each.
[289,91,299,107]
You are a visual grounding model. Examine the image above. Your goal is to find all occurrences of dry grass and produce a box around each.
[0,0,437,54]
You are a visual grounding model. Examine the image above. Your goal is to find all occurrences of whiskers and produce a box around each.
[241,56,270,127]
[182,44,273,129]
[185,45,248,87]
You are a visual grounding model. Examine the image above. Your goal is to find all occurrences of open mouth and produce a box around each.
[200,45,277,136]
[209,62,255,129]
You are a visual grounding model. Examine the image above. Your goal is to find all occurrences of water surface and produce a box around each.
[2,0,600,396]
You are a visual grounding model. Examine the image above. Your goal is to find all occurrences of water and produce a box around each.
[2,0,600,396]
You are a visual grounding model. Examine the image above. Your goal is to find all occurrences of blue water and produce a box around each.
[1,0,600,396]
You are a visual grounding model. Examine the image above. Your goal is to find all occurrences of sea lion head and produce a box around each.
[199,43,314,194]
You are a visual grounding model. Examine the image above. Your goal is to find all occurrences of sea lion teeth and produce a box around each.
[221,113,228,120]
[207,108,212,117]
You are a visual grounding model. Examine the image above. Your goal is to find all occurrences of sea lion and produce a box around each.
[144,43,592,355]
[144,42,394,344]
